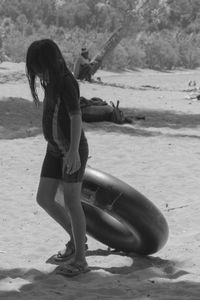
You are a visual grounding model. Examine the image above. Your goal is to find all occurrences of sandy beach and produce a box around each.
[0,62,200,299]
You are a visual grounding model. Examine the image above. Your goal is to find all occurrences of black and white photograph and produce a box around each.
[0,0,200,299]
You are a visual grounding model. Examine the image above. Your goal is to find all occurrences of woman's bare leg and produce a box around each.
[63,182,87,264]
[36,177,73,240]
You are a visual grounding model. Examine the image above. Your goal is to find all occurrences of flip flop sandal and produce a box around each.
[56,262,90,277]
[53,241,88,262]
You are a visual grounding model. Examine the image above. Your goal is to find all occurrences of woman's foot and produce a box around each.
[53,240,88,262]
[56,261,90,277]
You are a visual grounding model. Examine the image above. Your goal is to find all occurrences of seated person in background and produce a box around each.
[73,48,93,82]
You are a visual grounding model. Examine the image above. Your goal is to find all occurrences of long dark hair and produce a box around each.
[26,39,75,106]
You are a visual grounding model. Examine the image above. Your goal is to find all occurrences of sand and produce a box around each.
[0,62,200,299]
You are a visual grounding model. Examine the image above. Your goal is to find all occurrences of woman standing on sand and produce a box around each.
[26,39,90,277]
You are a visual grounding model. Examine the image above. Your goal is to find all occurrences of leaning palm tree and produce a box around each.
[90,9,136,75]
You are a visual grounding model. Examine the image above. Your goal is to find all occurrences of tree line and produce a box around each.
[0,0,200,71]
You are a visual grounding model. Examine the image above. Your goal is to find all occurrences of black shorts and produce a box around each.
[40,143,89,183]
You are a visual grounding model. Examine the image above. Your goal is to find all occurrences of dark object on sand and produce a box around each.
[81,167,169,254]
[80,96,132,124]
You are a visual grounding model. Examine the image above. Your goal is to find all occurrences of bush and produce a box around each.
[1,19,200,71]
[103,44,129,71]
[123,39,146,69]
[178,35,200,68]
[3,30,27,62]
[140,32,179,70]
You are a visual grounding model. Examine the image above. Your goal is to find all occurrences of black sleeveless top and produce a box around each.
[42,74,87,156]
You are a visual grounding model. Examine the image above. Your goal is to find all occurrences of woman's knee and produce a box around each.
[36,178,59,208]
[63,182,82,211]
[36,191,50,208]
[65,197,80,212]
[36,189,56,208]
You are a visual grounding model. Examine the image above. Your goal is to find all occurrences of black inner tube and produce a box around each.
[82,200,141,252]
[81,167,169,255]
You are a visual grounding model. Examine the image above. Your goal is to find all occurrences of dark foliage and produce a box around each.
[0,0,200,70]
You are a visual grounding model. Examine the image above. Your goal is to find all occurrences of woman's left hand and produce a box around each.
[63,150,81,175]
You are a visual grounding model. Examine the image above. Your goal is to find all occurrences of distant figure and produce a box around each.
[188,80,197,89]
[73,48,92,82]
[97,76,102,82]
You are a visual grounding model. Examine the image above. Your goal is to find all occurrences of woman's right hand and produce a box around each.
[63,151,81,175]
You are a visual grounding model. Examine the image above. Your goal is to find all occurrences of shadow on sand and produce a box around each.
[1,97,200,140]
[84,106,200,139]
[0,249,199,299]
